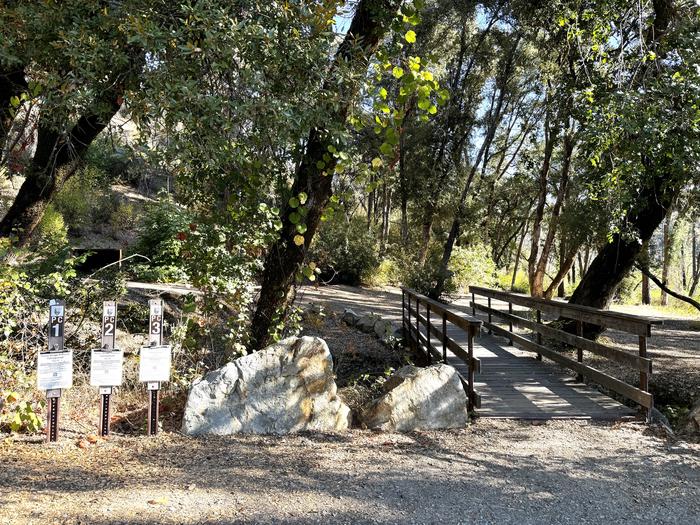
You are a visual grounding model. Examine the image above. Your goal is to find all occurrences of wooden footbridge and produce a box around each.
[401,286,661,420]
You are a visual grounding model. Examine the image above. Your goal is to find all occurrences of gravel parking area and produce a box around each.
[1,419,698,525]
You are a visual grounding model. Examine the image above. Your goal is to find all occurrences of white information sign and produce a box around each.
[90,349,124,387]
[37,351,73,390]
[139,345,172,382]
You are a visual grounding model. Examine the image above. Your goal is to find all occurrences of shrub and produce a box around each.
[310,215,379,285]
[33,204,68,252]
[366,258,402,287]
[130,195,192,282]
[448,243,497,292]
[496,268,530,293]
[53,164,118,232]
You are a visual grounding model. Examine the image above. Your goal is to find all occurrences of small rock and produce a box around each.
[357,313,380,333]
[342,308,360,326]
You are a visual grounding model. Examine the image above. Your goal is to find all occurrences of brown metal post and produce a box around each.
[639,334,651,420]
[467,325,475,412]
[536,310,542,361]
[508,302,513,345]
[442,313,447,363]
[576,320,584,382]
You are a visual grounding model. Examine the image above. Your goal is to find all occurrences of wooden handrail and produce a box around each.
[401,287,481,412]
[469,286,662,336]
[469,286,656,416]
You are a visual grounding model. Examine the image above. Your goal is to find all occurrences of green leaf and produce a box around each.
[392,67,404,79]
[293,234,305,246]
[298,192,308,205]
[380,142,393,156]
[289,212,301,224]
[288,197,300,208]
[405,30,416,44]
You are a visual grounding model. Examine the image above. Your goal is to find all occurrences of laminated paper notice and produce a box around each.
[90,349,124,387]
[139,345,172,382]
[37,351,73,390]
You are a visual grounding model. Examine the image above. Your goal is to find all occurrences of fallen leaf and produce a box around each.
[86,434,99,444]
[148,497,169,505]
[77,439,91,449]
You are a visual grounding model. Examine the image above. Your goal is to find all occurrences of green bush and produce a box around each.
[130,195,192,283]
[53,164,118,232]
[366,258,402,287]
[448,243,497,292]
[310,215,379,285]
[496,268,530,293]
[33,204,68,252]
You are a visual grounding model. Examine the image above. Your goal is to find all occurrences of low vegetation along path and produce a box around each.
[300,285,634,420]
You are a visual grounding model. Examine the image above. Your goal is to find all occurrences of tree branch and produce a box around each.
[635,262,700,312]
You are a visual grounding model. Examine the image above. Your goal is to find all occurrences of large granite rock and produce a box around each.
[182,336,351,435]
[359,364,469,431]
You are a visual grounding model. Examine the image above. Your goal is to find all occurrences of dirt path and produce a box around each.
[1,420,698,525]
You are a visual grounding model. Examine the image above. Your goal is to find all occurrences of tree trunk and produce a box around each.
[250,0,402,349]
[527,102,558,297]
[511,219,528,291]
[661,213,672,305]
[568,172,681,336]
[641,244,651,305]
[690,221,699,296]
[0,98,122,245]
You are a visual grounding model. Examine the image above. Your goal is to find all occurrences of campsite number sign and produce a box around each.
[91,301,122,436]
[140,299,171,436]
[39,299,73,442]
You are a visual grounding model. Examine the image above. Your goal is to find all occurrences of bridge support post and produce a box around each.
[467,326,475,412]
[508,302,513,345]
[535,310,542,361]
[639,335,651,421]
[442,313,447,363]
[576,320,584,382]
[426,304,431,364]
[487,298,492,334]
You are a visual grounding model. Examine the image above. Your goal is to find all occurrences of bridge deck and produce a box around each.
[443,328,635,419]
[300,285,636,421]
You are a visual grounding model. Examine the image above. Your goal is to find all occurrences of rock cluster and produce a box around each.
[342,308,403,347]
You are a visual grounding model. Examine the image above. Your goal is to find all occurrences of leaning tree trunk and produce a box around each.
[568,172,681,336]
[0,99,122,245]
[250,0,402,349]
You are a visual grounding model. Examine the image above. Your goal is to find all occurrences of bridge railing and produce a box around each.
[401,287,482,411]
[469,286,662,417]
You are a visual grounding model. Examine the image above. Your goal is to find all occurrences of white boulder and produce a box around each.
[182,336,351,435]
[359,364,469,431]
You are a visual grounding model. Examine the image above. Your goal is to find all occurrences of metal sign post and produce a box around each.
[99,301,117,436]
[45,299,65,443]
[147,299,163,435]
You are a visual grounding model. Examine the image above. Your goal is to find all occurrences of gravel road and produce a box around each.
[1,420,698,525]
